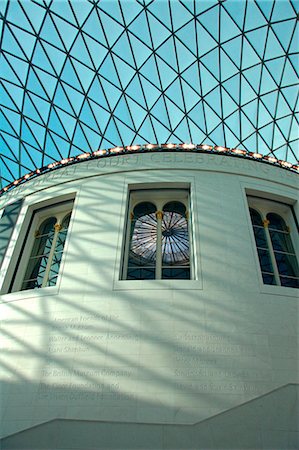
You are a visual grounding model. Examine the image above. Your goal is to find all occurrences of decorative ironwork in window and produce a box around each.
[124,190,190,280]
[248,198,299,288]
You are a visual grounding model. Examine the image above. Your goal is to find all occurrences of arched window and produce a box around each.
[21,210,72,291]
[248,198,299,289]
[124,190,190,280]
[8,199,74,293]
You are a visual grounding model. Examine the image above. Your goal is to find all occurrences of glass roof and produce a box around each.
[0,0,298,188]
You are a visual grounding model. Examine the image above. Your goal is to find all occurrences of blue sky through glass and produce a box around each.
[0,0,298,187]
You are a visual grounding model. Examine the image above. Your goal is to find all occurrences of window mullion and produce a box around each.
[155,210,163,279]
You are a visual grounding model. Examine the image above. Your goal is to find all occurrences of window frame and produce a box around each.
[247,193,299,292]
[0,193,76,298]
[113,179,202,291]
[122,188,191,281]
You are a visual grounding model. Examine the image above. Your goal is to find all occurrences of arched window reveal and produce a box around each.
[248,199,299,289]
[125,192,190,280]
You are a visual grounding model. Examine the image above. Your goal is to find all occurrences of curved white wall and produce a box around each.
[0,152,298,449]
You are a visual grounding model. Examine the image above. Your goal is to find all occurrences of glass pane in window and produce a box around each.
[253,225,268,249]
[257,248,274,275]
[267,213,288,231]
[127,268,155,279]
[128,202,157,270]
[261,273,276,285]
[162,203,189,267]
[162,267,190,279]
[269,229,295,253]
[274,252,299,278]
[250,208,263,226]
[280,276,299,288]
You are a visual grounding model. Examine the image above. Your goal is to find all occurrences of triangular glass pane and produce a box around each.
[150,116,172,143]
[265,29,285,61]
[165,79,185,111]
[99,53,121,87]
[62,84,85,115]
[172,118,191,142]
[221,35,242,69]
[55,107,77,137]
[88,98,110,126]
[83,35,108,69]
[260,69,278,95]
[88,77,110,111]
[2,108,21,135]
[82,10,107,45]
[175,38,196,72]
[257,102,273,128]
[50,1,77,26]
[150,99,171,130]
[220,7,241,43]
[80,101,101,133]
[99,77,121,110]
[155,37,178,69]
[205,87,222,117]
[48,109,69,140]
[98,0,127,23]
[7,1,34,33]
[136,118,157,144]
[0,110,19,136]
[32,41,57,76]
[147,1,171,29]
[71,0,94,27]
[282,59,299,86]
[272,21,296,52]
[139,56,162,89]
[127,11,152,48]
[245,1,268,31]
[22,1,47,34]
[281,86,298,111]
[114,118,136,144]
[70,34,94,68]
[271,1,295,22]
[26,119,46,144]
[156,58,178,90]
[140,78,162,110]
[40,15,64,50]
[165,98,185,129]
[124,98,147,130]
[10,25,36,59]
[72,60,95,92]
[224,1,246,29]
[148,13,171,48]
[60,59,82,91]
[112,34,135,67]
[53,16,79,51]
[220,49,239,81]
[181,79,199,111]
[2,27,26,59]
[188,102,207,135]
[222,73,240,104]
[114,97,135,130]
[113,56,136,89]
[1,82,22,110]
[42,42,67,75]
[171,1,194,30]
[29,93,51,119]
[196,22,217,56]
[201,48,220,81]
[35,68,58,98]
[200,64,219,96]
[100,12,125,48]
[246,26,268,59]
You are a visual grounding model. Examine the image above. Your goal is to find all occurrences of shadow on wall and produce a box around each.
[1,383,298,450]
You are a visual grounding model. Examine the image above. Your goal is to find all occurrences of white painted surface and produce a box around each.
[0,153,298,447]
